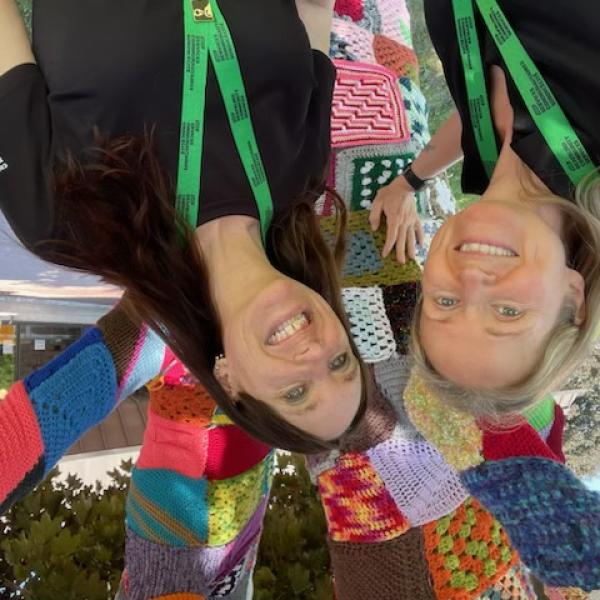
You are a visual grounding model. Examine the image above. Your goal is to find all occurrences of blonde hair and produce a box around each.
[411,172,600,419]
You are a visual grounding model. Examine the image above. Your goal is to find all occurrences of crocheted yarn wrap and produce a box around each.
[342,287,397,363]
[461,457,600,591]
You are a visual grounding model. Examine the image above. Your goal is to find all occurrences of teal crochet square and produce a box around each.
[344,230,384,277]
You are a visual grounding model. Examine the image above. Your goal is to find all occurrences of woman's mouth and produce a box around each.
[267,312,311,345]
[456,241,518,257]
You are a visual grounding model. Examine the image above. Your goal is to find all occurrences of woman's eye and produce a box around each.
[435,297,459,308]
[284,385,307,403]
[330,353,349,371]
[497,305,522,318]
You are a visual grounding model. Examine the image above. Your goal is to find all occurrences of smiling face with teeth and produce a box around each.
[215,277,364,441]
[419,198,586,388]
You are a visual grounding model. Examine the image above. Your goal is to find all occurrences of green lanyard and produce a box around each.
[452,0,597,186]
[176,0,274,242]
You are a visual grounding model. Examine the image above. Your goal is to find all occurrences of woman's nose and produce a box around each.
[294,341,324,363]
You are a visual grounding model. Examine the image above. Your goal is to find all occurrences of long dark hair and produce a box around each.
[37,131,367,453]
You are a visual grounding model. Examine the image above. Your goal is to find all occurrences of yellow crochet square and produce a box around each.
[207,459,267,547]
[404,373,483,471]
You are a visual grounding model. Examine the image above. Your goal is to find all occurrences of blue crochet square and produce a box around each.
[25,334,117,471]
[127,468,209,547]
[343,230,384,277]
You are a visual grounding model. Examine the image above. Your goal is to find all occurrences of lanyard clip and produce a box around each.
[192,0,214,21]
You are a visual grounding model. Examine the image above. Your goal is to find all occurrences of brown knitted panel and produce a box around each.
[329,528,436,600]
[97,303,143,383]
[340,368,397,454]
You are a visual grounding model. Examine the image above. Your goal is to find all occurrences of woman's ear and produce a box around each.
[567,268,586,325]
[213,357,236,397]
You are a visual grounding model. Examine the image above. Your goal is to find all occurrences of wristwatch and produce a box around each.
[401,164,428,192]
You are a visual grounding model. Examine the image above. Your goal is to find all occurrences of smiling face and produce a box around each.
[420,199,585,388]
[218,278,363,441]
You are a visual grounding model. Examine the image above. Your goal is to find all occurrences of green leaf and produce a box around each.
[287,563,311,595]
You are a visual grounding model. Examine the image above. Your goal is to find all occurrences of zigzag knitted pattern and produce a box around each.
[461,457,600,591]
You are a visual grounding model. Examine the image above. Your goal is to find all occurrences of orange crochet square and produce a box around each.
[150,383,216,426]
[423,498,518,600]
[318,453,410,543]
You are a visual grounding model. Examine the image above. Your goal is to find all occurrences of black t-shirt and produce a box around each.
[424,0,600,199]
[0,0,335,248]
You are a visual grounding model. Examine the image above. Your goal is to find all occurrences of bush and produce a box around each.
[0,455,331,599]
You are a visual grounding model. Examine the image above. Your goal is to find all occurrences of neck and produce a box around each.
[195,216,276,323]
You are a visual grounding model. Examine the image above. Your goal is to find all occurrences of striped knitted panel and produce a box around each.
[367,426,468,526]
[207,457,271,547]
[136,410,209,479]
[124,497,267,600]
[127,468,209,547]
[476,564,537,599]
[0,380,45,510]
[523,396,555,433]
[329,528,436,600]
[461,457,600,591]
[423,497,518,600]
[24,328,117,471]
[318,452,410,542]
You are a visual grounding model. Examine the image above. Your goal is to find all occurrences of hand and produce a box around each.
[368,175,425,264]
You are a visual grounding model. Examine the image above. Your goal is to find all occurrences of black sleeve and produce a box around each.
[0,63,55,250]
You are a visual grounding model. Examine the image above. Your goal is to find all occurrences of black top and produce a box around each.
[0,0,335,248]
[424,0,600,199]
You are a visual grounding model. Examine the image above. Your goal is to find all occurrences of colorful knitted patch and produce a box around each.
[330,143,417,211]
[335,0,364,22]
[382,282,420,355]
[318,452,410,542]
[136,410,209,479]
[150,383,216,427]
[118,324,166,402]
[545,404,566,463]
[342,287,396,362]
[373,0,413,46]
[545,587,590,600]
[331,60,409,149]
[127,468,209,547]
[330,19,377,64]
[24,328,117,471]
[476,564,537,599]
[207,459,269,547]
[399,77,431,147]
[423,498,518,600]
[0,381,45,509]
[374,34,419,80]
[329,529,436,600]
[210,558,247,598]
[320,210,421,287]
[404,373,483,472]
[480,420,560,463]
[523,395,555,433]
[461,457,600,590]
[367,427,468,526]
[204,426,271,481]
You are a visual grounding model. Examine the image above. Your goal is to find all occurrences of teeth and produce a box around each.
[459,243,517,257]
[268,313,309,345]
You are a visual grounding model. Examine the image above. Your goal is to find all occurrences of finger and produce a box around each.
[369,198,383,231]
[382,216,400,258]
[395,224,409,264]
[416,220,425,247]
[407,227,416,261]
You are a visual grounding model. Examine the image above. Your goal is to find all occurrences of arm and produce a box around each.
[369,110,464,263]
[295,0,335,54]
[0,301,166,513]
[0,0,34,76]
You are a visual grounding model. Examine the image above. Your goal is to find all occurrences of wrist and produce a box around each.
[401,164,429,192]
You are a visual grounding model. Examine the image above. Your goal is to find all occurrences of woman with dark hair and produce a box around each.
[0,0,366,454]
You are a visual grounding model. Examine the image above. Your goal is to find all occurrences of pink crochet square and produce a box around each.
[136,409,208,479]
[331,60,410,149]
[0,382,44,505]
